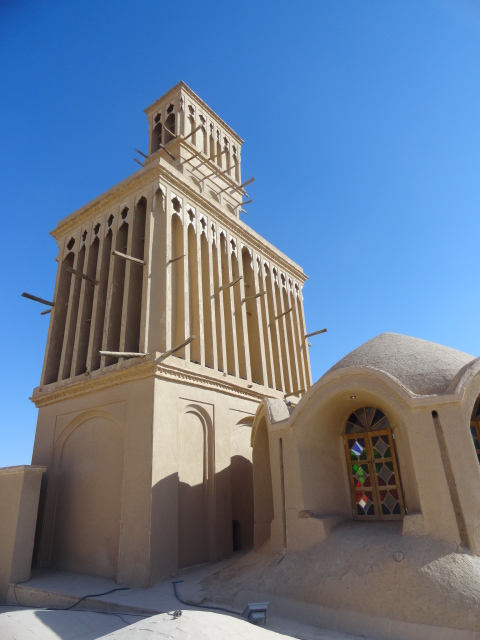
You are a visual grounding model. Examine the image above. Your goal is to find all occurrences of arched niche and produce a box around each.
[178,406,214,568]
[230,417,254,551]
[49,411,124,578]
[295,380,420,521]
[252,415,274,549]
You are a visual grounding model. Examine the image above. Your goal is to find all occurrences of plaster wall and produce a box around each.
[0,466,45,601]
[32,375,154,587]
[435,373,480,554]
[149,371,259,585]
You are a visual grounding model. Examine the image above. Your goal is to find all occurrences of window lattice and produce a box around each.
[344,407,405,521]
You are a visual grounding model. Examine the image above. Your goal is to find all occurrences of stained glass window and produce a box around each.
[470,397,480,464]
[344,407,405,521]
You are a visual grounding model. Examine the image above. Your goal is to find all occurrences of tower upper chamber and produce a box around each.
[37,82,311,401]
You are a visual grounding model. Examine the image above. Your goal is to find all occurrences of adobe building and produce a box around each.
[225,332,480,635]
[4,81,480,638]
[22,82,312,590]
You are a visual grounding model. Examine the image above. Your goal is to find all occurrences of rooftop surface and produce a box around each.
[0,557,368,640]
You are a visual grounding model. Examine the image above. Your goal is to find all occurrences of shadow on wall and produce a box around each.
[149,458,254,584]
[34,411,255,585]
[36,414,124,580]
[252,416,274,550]
[231,456,253,551]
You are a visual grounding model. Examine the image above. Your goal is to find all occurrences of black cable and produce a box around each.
[53,586,130,611]
[171,581,243,618]
[3,580,184,625]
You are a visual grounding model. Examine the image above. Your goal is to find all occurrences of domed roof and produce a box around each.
[327,332,477,396]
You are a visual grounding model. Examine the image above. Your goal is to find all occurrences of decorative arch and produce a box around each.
[231,416,254,551]
[44,410,124,579]
[292,374,419,524]
[177,404,214,567]
[252,414,274,549]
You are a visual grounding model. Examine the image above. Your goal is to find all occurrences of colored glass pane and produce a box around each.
[347,413,364,429]
[371,409,385,427]
[349,438,367,460]
[379,489,400,515]
[345,408,403,520]
[372,435,389,458]
[353,463,370,487]
[356,490,375,516]
[376,462,395,486]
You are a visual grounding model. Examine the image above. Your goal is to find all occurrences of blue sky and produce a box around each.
[2,0,480,466]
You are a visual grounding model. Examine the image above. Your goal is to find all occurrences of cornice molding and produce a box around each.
[31,359,157,407]
[155,361,273,402]
[31,357,277,408]
[51,151,307,284]
[51,162,159,240]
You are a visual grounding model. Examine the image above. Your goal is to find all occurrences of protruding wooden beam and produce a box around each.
[219,275,243,291]
[135,148,148,159]
[112,250,146,266]
[285,388,306,398]
[183,125,202,142]
[156,336,196,363]
[180,150,202,165]
[305,328,327,338]
[218,176,254,196]
[99,351,147,358]
[167,254,185,265]
[66,266,99,286]
[133,157,145,168]
[159,144,175,161]
[22,292,55,307]
[242,291,266,303]
[163,125,177,140]
[41,308,52,315]
[235,199,254,209]
[274,307,293,320]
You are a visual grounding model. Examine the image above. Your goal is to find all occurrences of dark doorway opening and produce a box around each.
[232,520,241,551]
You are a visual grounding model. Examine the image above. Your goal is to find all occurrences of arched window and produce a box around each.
[344,407,405,520]
[152,113,162,153]
[470,397,480,463]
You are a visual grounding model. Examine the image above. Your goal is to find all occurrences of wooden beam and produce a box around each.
[167,253,185,265]
[274,307,293,320]
[285,388,306,398]
[22,292,55,307]
[112,250,146,266]
[66,266,99,286]
[219,275,242,291]
[242,291,266,303]
[305,328,327,338]
[156,335,196,363]
[99,351,147,358]
[217,176,254,196]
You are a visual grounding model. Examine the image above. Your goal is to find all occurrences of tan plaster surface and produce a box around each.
[202,522,480,636]
[2,561,366,640]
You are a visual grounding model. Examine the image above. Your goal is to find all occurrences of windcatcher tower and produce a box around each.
[31,82,311,587]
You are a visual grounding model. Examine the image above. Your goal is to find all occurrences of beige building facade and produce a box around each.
[28,82,312,588]
[246,333,480,632]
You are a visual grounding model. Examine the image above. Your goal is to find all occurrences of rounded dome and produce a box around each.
[326,332,476,397]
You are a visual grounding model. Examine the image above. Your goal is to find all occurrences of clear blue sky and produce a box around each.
[2,0,480,466]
